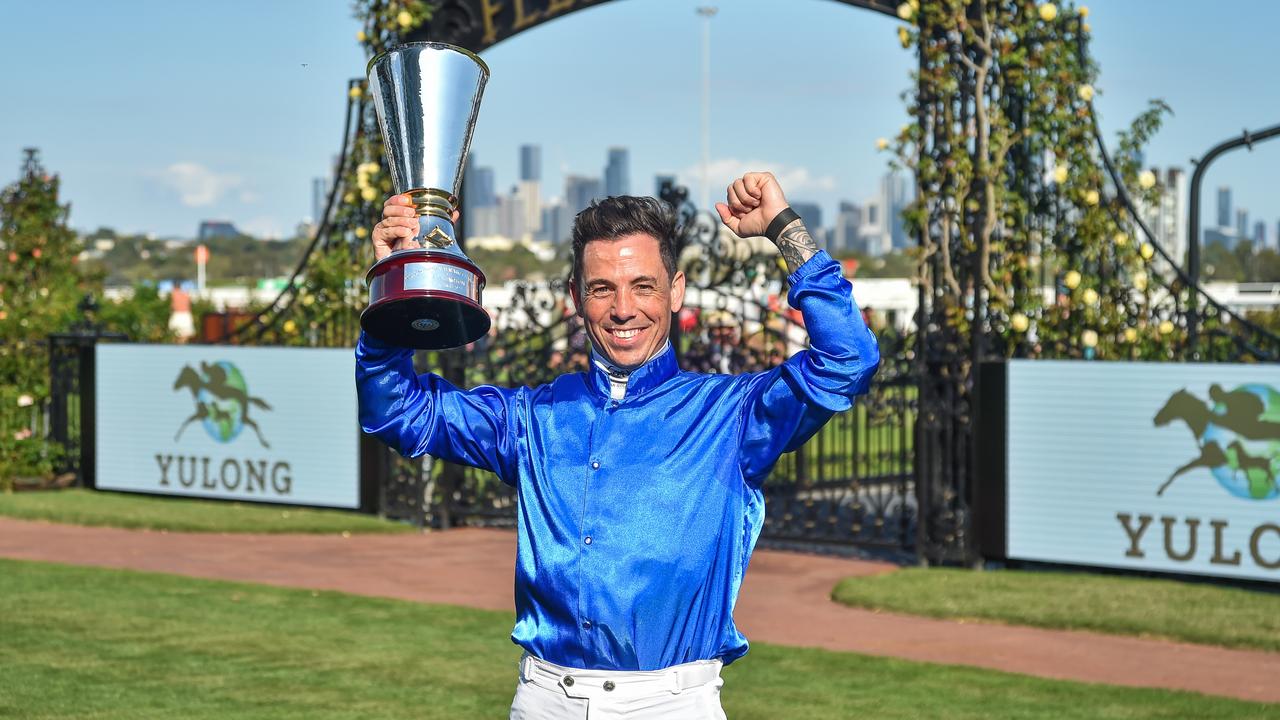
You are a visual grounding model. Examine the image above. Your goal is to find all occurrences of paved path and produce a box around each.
[2,517,1278,704]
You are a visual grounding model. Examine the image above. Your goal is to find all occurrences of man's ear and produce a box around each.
[669,270,686,313]
[569,277,584,317]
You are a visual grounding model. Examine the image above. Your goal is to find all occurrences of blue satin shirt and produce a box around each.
[356,250,879,671]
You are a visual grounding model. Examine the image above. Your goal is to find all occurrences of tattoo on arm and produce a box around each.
[775,219,818,273]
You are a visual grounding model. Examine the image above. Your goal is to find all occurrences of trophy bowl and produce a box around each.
[361,42,492,350]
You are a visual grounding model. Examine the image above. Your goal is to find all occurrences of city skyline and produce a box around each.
[1,1,1277,242]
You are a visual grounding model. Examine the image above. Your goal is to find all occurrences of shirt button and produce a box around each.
[603,680,616,692]
[563,675,575,687]
[591,461,599,470]
[582,620,593,630]
[584,536,593,545]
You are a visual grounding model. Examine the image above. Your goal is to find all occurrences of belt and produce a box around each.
[518,653,723,698]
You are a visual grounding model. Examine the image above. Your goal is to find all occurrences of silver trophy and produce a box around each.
[361,42,490,349]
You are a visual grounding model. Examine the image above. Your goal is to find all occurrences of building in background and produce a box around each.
[1254,221,1267,248]
[1217,186,1231,228]
[604,147,629,197]
[198,221,240,241]
[310,177,328,224]
[830,202,862,254]
[463,155,499,237]
[566,175,602,215]
[789,202,822,240]
[520,144,541,182]
[1237,209,1249,242]
[540,200,572,245]
[1135,167,1187,266]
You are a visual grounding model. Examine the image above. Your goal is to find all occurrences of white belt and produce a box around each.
[519,653,723,699]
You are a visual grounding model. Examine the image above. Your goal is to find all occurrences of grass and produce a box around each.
[0,559,1274,719]
[833,567,1280,653]
[0,488,417,534]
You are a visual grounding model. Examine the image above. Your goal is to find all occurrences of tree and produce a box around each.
[0,150,90,488]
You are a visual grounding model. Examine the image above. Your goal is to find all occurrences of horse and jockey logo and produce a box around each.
[1153,384,1280,500]
[173,361,272,448]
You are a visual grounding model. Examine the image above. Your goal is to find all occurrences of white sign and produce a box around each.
[1006,360,1280,583]
[96,344,359,508]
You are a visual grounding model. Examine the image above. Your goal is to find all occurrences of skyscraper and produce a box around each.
[463,155,498,236]
[566,175,602,215]
[520,144,541,182]
[604,147,630,197]
[1237,209,1249,242]
[311,177,328,224]
[1136,167,1187,266]
[1217,186,1231,228]
[1254,221,1267,248]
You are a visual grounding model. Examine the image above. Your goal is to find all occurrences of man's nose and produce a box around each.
[611,289,636,320]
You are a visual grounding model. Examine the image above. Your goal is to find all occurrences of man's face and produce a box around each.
[571,233,685,370]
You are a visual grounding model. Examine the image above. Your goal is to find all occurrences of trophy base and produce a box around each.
[362,250,490,350]
[361,293,490,350]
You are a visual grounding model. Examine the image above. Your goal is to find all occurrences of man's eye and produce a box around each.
[588,287,613,298]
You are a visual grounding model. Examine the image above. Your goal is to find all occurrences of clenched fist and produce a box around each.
[713,172,790,238]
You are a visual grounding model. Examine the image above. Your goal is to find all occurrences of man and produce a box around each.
[357,172,879,718]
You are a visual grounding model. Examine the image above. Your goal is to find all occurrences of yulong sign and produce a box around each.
[96,345,360,508]
[980,360,1280,583]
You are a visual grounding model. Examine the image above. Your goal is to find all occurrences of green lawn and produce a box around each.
[1,559,1273,719]
[0,488,417,534]
[833,567,1280,653]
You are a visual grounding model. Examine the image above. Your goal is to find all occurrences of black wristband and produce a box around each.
[765,207,801,242]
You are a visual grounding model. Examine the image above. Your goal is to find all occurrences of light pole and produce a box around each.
[697,6,717,211]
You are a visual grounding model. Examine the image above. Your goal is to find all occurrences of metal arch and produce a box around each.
[410,0,900,54]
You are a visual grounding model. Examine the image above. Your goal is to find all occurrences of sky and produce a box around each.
[1,0,1277,241]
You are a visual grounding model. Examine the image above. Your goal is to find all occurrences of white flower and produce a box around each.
[1138,170,1156,189]
[1081,329,1098,348]
[17,394,33,407]
[1038,3,1058,22]
[1132,271,1148,291]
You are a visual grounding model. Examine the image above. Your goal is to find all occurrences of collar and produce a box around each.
[587,342,678,400]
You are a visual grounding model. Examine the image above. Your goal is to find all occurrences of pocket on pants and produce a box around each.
[510,680,588,720]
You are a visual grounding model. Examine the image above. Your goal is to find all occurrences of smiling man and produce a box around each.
[356,172,880,719]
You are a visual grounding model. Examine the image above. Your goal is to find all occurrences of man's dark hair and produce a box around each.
[571,196,679,288]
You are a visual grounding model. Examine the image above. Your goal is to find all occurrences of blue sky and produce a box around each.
[1,0,1277,240]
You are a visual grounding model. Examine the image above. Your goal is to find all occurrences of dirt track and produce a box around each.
[2,517,1277,704]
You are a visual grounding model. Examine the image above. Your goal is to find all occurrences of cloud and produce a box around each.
[676,158,838,199]
[239,216,286,240]
[155,162,242,207]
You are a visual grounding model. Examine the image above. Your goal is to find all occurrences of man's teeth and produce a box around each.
[613,328,640,339]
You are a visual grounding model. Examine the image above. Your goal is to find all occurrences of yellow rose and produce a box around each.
[1123,327,1138,343]
[897,26,911,48]
[1038,3,1058,22]
[1132,271,1148,291]
[1053,164,1069,184]
[897,2,914,20]
[1064,270,1082,290]
[1081,329,1098,348]
[343,193,356,205]
[349,85,363,99]
[876,137,889,151]
[1078,84,1095,102]
[356,30,367,42]
[1010,313,1029,333]
[1079,5,1090,18]
[1084,189,1099,206]
[1113,231,1129,247]
[1159,320,1174,335]
[283,320,297,334]
[1082,288,1099,305]
[355,227,369,239]
[1140,242,1155,260]
[361,186,378,202]
[1138,170,1156,189]
[1082,22,1091,32]
[397,10,414,28]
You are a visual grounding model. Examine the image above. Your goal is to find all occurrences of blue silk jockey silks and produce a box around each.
[355,249,879,671]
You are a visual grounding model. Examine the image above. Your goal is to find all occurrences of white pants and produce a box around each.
[509,653,728,720]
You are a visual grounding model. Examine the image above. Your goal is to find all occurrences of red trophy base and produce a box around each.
[361,250,490,350]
